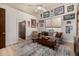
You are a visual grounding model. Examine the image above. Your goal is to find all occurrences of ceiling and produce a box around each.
[5,3,64,16]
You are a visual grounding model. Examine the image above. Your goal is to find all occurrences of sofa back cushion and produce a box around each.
[55,32,62,38]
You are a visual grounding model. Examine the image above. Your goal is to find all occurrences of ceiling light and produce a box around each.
[37,6,42,10]
[35,6,47,12]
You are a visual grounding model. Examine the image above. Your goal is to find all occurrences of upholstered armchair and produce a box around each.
[32,31,38,42]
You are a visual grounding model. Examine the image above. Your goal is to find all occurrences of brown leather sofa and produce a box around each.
[32,31,63,49]
[37,38,55,48]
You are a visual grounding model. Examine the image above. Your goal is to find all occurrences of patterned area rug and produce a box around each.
[15,42,73,56]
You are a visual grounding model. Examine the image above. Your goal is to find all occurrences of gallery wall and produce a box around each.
[0,4,37,46]
[38,3,78,43]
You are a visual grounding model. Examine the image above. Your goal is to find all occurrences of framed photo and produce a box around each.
[54,6,64,16]
[39,20,44,23]
[67,5,74,12]
[66,26,73,34]
[52,17,62,28]
[39,20,44,27]
[66,21,71,24]
[43,11,50,18]
[31,19,36,28]
[66,26,71,34]
[45,20,52,28]
[63,13,75,20]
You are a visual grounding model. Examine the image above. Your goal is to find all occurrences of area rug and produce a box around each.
[15,42,73,56]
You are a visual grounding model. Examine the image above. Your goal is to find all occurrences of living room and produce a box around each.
[0,3,79,56]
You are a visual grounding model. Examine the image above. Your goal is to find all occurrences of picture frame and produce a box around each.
[67,5,74,12]
[63,13,75,20]
[54,6,64,16]
[39,20,44,27]
[43,11,50,18]
[66,26,71,34]
[45,20,52,28]
[31,19,36,28]
[52,17,62,28]
[66,21,71,24]
[66,26,73,34]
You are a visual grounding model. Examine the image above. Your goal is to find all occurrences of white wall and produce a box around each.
[38,3,78,43]
[16,10,37,40]
[61,4,77,43]
[0,4,37,46]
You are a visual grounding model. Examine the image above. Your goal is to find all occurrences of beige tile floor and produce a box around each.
[0,40,75,56]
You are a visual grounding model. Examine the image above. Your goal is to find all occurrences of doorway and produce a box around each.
[18,21,26,40]
[0,8,5,49]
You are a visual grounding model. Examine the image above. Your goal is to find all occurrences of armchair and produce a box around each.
[32,31,38,42]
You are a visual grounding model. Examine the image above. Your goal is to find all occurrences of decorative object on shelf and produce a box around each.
[43,11,50,18]
[63,13,75,20]
[31,19,36,28]
[45,20,52,28]
[66,21,71,24]
[67,5,74,12]
[54,6,64,16]
[28,21,30,27]
[66,26,73,34]
[39,20,44,27]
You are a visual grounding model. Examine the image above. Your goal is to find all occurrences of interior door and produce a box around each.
[19,21,26,40]
[0,8,5,49]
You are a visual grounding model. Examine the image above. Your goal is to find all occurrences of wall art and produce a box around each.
[43,11,50,18]
[54,6,64,16]
[52,17,62,28]
[63,13,75,20]
[45,20,52,28]
[66,21,71,24]
[67,5,74,12]
[31,19,36,28]
[39,20,44,27]
[66,26,73,34]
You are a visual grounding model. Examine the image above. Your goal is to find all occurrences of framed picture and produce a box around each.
[39,20,44,23]
[67,5,74,12]
[31,19,36,28]
[66,21,71,24]
[40,23,44,27]
[39,20,44,27]
[66,26,73,34]
[54,6,64,16]
[45,20,52,28]
[66,26,71,34]
[52,17,62,28]
[43,11,50,18]
[63,13,75,20]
